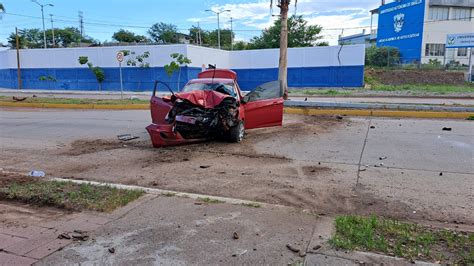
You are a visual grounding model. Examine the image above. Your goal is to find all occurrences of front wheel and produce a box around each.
[228,121,245,143]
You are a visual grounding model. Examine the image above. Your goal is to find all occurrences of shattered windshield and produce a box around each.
[182,83,236,97]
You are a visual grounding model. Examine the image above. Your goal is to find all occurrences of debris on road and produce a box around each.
[232,249,247,257]
[200,165,211,169]
[312,245,322,251]
[286,243,300,253]
[28,170,45,177]
[233,232,239,240]
[108,247,116,254]
[439,172,443,176]
[442,127,452,131]
[379,156,387,160]
[336,115,344,120]
[72,230,89,241]
[370,126,375,129]
[58,233,71,240]
[12,96,27,102]
[117,134,139,142]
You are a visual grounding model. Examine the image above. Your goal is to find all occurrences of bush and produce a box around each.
[366,46,400,67]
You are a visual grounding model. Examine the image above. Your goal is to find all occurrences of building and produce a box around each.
[373,0,474,65]
[338,29,377,47]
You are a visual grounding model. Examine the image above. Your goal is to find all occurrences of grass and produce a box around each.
[467,116,474,121]
[241,202,261,208]
[370,84,474,94]
[0,180,144,212]
[0,96,148,105]
[161,192,177,197]
[197,197,224,204]
[330,215,474,264]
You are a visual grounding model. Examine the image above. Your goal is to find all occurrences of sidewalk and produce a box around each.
[1,88,473,106]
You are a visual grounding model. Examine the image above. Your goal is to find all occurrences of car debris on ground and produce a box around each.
[117,134,139,141]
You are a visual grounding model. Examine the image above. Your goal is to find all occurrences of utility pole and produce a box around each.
[197,22,202,46]
[50,14,55,47]
[230,17,233,50]
[15,27,22,90]
[277,0,289,99]
[205,9,231,49]
[31,0,53,49]
[78,11,84,42]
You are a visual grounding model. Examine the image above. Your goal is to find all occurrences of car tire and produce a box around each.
[228,120,245,143]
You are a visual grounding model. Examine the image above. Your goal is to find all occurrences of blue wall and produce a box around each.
[376,0,425,63]
[0,65,364,91]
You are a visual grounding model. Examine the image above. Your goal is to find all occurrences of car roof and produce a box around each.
[188,78,234,84]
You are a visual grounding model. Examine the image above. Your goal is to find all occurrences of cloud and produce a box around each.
[189,0,379,44]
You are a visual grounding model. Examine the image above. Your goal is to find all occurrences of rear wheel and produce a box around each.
[228,121,245,143]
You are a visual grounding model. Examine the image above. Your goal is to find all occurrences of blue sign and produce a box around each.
[446,33,474,48]
[377,0,426,63]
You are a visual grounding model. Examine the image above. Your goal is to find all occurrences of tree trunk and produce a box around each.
[278,0,289,99]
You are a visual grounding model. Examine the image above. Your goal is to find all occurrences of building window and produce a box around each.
[429,7,449,21]
[451,7,472,21]
[457,48,468,57]
[425,43,445,56]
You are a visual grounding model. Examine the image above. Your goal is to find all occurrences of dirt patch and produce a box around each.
[366,69,467,86]
[302,166,331,176]
[0,171,39,187]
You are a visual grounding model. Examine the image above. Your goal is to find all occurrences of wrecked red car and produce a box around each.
[146,69,284,147]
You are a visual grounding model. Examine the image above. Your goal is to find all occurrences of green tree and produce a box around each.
[365,46,400,67]
[78,56,105,90]
[8,27,95,48]
[207,29,234,49]
[233,41,249,50]
[248,15,324,49]
[148,22,179,44]
[112,29,149,43]
[164,53,192,90]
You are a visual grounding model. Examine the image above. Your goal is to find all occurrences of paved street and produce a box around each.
[1,108,473,225]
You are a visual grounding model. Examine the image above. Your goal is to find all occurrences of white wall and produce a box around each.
[0,44,365,70]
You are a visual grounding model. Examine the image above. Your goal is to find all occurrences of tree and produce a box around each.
[248,15,324,49]
[365,46,400,67]
[208,29,234,49]
[148,22,179,44]
[78,56,105,90]
[8,27,95,48]
[164,53,192,90]
[233,41,249,50]
[112,29,149,43]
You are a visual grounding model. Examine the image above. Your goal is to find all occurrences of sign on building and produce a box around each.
[446,33,474,48]
[377,0,426,63]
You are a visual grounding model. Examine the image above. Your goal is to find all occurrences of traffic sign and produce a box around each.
[116,51,124,63]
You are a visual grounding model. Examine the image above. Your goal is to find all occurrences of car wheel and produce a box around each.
[228,121,245,143]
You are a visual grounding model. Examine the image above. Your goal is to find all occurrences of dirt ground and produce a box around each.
[366,68,468,86]
[3,114,471,228]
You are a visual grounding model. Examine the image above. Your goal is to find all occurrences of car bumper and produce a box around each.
[146,123,205,148]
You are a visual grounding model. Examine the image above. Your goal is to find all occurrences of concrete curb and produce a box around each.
[1,101,472,119]
[51,178,275,208]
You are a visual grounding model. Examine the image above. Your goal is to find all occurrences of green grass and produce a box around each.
[330,215,474,264]
[0,96,148,105]
[0,180,144,212]
[467,116,474,121]
[197,197,224,204]
[370,84,474,94]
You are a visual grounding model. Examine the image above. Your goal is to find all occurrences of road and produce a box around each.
[1,108,473,225]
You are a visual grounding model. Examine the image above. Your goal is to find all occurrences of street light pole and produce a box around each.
[230,17,233,51]
[50,14,55,47]
[205,9,231,50]
[31,0,53,49]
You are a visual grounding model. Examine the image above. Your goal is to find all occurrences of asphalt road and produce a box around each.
[1,108,473,224]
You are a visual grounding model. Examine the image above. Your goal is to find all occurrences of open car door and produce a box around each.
[243,81,284,130]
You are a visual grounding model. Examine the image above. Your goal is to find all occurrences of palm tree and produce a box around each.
[270,0,295,99]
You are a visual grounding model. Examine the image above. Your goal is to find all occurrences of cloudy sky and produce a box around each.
[0,0,381,45]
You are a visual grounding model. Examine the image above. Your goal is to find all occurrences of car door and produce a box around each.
[242,81,284,129]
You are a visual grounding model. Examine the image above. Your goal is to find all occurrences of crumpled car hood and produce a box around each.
[174,90,232,109]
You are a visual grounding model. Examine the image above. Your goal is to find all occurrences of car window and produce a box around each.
[182,83,236,97]
[245,81,281,102]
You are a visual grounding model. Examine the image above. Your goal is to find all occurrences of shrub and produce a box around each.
[366,46,400,67]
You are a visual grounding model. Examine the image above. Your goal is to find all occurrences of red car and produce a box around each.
[146,69,284,147]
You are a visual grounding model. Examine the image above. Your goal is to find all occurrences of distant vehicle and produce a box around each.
[146,69,284,147]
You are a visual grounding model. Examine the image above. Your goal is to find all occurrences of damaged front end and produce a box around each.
[146,81,240,147]
[168,97,239,139]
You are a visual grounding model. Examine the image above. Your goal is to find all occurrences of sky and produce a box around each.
[0,0,380,46]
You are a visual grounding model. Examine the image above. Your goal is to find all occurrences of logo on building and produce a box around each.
[447,37,456,46]
[393,13,405,33]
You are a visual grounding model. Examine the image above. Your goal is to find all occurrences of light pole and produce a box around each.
[50,14,55,47]
[31,0,53,49]
[205,9,230,49]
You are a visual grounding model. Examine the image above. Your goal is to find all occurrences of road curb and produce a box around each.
[1,101,472,119]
